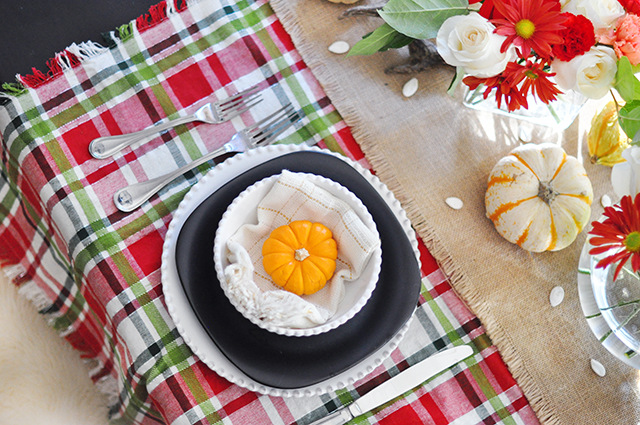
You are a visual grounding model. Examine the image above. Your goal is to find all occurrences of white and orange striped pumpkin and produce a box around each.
[485,143,593,252]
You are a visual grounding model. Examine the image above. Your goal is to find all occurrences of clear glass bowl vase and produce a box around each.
[590,255,640,354]
[462,85,586,130]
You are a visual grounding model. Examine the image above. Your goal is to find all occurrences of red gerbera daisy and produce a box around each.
[589,193,640,280]
[502,58,563,104]
[492,0,567,58]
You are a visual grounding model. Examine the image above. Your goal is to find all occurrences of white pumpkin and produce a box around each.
[485,143,593,252]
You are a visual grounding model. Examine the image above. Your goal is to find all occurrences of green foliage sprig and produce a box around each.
[348,0,469,56]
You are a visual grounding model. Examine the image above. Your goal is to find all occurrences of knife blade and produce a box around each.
[308,345,474,425]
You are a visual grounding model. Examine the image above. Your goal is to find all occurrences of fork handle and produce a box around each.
[89,114,197,159]
[113,143,236,212]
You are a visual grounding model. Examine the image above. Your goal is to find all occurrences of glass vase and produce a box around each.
[462,85,586,130]
[590,255,640,354]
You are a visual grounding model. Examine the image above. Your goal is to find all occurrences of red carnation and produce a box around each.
[619,0,640,15]
[551,13,596,61]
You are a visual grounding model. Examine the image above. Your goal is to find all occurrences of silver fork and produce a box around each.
[89,85,263,159]
[113,104,301,212]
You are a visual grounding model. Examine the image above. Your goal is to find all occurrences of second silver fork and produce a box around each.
[113,104,301,212]
[89,85,262,159]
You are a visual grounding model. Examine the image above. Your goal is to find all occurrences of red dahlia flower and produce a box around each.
[503,58,562,104]
[551,13,596,61]
[492,0,567,58]
[463,74,528,111]
[589,193,640,280]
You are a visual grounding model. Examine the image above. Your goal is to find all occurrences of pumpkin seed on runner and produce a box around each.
[549,286,564,307]
[328,41,350,54]
[590,359,606,377]
[402,78,418,97]
[445,197,463,210]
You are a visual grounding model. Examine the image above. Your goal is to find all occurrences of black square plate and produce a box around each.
[175,151,421,389]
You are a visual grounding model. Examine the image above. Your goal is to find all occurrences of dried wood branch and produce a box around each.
[339,2,386,19]
[385,40,449,74]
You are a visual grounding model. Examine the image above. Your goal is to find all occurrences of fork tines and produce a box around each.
[248,104,301,146]
[219,85,261,110]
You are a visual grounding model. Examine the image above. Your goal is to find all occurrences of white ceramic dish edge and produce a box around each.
[213,172,382,337]
[161,144,422,397]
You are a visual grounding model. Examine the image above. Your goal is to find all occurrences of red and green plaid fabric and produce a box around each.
[0,0,540,424]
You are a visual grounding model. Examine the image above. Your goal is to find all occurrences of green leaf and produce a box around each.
[383,32,415,51]
[615,56,640,102]
[619,99,640,141]
[379,0,469,40]
[348,23,414,56]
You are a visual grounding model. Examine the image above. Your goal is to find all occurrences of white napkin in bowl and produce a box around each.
[223,170,380,329]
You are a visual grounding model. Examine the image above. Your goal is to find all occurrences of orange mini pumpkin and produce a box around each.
[262,220,338,296]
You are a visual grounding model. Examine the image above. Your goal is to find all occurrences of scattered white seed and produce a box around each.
[590,358,606,377]
[549,286,564,307]
[445,197,463,210]
[402,77,419,98]
[328,41,350,55]
[601,194,612,208]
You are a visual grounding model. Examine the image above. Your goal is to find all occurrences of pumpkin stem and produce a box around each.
[294,248,310,261]
[538,181,558,204]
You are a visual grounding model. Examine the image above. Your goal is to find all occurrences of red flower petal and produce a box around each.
[491,0,567,59]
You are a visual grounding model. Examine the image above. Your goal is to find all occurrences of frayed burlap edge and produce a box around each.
[269,1,560,423]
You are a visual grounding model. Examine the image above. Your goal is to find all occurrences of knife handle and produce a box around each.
[308,407,354,425]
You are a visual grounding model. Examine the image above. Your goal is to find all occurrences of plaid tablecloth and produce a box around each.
[0,0,539,424]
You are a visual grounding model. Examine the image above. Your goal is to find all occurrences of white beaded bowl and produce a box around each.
[213,172,382,337]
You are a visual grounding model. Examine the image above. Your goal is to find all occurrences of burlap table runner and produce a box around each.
[271,1,640,424]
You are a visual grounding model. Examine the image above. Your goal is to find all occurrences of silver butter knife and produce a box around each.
[309,345,474,425]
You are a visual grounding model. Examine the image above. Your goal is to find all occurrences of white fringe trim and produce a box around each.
[3,265,57,318]
[2,263,27,281]
[66,41,109,61]
[96,374,121,408]
[17,280,53,311]
[85,358,121,408]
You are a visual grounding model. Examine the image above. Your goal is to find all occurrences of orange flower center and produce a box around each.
[515,19,536,39]
[624,231,640,252]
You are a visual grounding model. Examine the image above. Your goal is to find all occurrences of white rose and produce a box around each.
[436,12,516,78]
[612,147,640,197]
[551,46,617,99]
[561,0,625,30]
